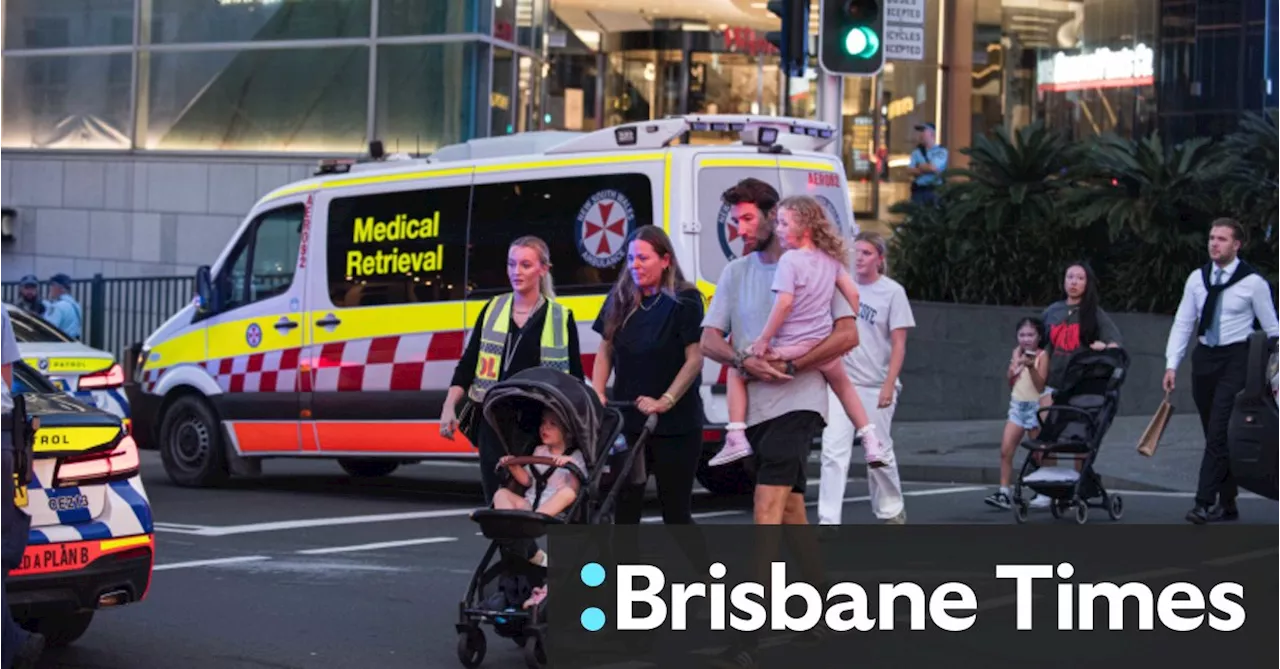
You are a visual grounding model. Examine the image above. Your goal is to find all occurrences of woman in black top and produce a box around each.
[441,236,584,503]
[592,225,706,525]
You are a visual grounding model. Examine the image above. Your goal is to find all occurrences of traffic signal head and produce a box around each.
[819,0,885,76]
[765,0,809,78]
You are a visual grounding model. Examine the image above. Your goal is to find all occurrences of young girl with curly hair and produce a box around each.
[709,195,887,469]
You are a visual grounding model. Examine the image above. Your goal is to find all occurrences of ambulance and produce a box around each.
[122,115,857,495]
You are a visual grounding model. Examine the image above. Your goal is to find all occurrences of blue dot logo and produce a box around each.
[580,562,606,587]
[581,607,606,631]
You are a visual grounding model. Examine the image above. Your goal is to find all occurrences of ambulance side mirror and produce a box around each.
[195,265,215,314]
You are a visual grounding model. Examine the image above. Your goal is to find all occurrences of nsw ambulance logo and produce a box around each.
[576,189,634,269]
[245,323,263,348]
[716,204,747,261]
[815,194,858,237]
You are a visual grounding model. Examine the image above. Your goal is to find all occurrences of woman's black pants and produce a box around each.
[615,429,703,525]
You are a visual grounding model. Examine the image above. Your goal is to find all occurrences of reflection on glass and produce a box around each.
[491,49,516,135]
[379,0,481,36]
[1,54,133,149]
[688,53,781,117]
[147,0,370,44]
[145,48,369,152]
[3,0,134,49]
[376,43,479,154]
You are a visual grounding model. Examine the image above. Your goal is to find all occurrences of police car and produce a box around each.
[4,303,130,424]
[7,359,154,647]
[123,114,857,494]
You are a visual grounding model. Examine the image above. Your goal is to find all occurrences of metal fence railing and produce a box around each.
[2,274,195,359]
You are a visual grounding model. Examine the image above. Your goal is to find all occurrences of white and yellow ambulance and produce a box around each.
[123,115,858,495]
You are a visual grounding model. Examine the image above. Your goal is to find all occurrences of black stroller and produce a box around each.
[455,367,656,669]
[1012,347,1130,524]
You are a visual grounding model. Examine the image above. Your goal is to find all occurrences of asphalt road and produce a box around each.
[29,451,1277,669]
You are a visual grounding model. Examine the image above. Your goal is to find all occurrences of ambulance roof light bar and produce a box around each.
[542,114,837,154]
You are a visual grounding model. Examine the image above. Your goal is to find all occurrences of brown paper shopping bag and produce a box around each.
[1137,392,1173,457]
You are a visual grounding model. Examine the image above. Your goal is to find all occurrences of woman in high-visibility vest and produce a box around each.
[440,235,584,503]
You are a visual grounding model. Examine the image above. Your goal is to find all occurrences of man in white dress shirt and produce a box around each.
[1163,219,1279,524]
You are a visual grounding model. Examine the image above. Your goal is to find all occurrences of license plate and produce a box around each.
[13,474,27,508]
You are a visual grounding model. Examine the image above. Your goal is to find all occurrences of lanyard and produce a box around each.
[503,298,544,374]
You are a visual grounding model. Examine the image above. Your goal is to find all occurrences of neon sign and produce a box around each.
[1037,44,1154,92]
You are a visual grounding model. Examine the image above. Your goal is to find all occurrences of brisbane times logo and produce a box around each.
[573,560,1248,634]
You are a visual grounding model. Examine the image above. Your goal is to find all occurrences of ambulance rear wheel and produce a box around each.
[339,459,400,478]
[159,395,229,488]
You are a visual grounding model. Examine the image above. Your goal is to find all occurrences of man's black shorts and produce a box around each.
[746,410,824,494]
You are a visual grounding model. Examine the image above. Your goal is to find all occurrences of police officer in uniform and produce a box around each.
[42,274,82,341]
[2,308,45,668]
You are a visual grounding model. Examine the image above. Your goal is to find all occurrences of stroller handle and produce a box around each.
[497,455,589,487]
[603,401,661,433]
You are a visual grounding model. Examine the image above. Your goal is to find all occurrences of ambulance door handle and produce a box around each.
[274,317,299,332]
[316,314,342,329]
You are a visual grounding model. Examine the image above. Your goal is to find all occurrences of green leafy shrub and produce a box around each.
[891,112,1280,314]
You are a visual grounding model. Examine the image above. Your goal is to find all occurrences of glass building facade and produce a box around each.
[1,0,555,155]
[2,0,1273,216]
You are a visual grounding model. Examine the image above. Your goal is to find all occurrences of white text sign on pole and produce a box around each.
[884,0,926,62]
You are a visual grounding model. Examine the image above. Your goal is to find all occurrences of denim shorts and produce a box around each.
[1008,399,1040,430]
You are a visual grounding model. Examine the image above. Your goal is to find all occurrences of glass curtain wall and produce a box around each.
[968,0,1159,144]
[2,0,545,154]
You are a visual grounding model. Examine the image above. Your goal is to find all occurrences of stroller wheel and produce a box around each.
[1107,494,1124,520]
[457,627,487,668]
[1013,501,1029,524]
[523,634,548,669]
[1074,501,1089,524]
[1049,499,1063,519]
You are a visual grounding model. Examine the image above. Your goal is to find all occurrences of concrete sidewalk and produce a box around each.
[877,412,1212,493]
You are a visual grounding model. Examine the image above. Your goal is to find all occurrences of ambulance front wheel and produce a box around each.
[159,395,230,488]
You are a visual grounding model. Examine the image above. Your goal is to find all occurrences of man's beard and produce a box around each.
[744,231,774,255]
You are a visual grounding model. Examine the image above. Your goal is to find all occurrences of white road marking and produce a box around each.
[153,481,997,537]
[806,484,990,508]
[154,556,271,571]
[296,537,458,555]
[175,508,478,537]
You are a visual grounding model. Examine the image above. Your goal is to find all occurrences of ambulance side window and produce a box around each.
[467,173,654,297]
[696,168,781,285]
[325,185,470,307]
[216,205,304,313]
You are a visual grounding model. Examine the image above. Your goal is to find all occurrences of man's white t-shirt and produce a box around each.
[844,275,915,389]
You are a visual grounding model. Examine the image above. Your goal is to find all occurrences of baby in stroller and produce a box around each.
[492,409,588,571]
[457,367,648,669]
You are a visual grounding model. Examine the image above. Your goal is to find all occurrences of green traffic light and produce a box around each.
[843,25,879,59]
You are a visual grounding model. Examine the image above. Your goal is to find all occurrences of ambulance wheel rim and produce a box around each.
[173,416,210,468]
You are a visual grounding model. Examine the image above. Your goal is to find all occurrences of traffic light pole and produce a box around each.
[818,69,844,161]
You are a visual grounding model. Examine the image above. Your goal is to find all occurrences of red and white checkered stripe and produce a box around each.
[143,330,465,394]
[141,326,731,396]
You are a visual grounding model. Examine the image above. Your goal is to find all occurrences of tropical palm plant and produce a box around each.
[1216,110,1279,288]
[941,121,1078,233]
[1061,131,1226,312]
[888,122,1100,307]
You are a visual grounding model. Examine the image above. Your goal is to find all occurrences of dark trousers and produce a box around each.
[613,429,711,578]
[1192,342,1249,508]
[3,440,34,668]
[615,430,703,525]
